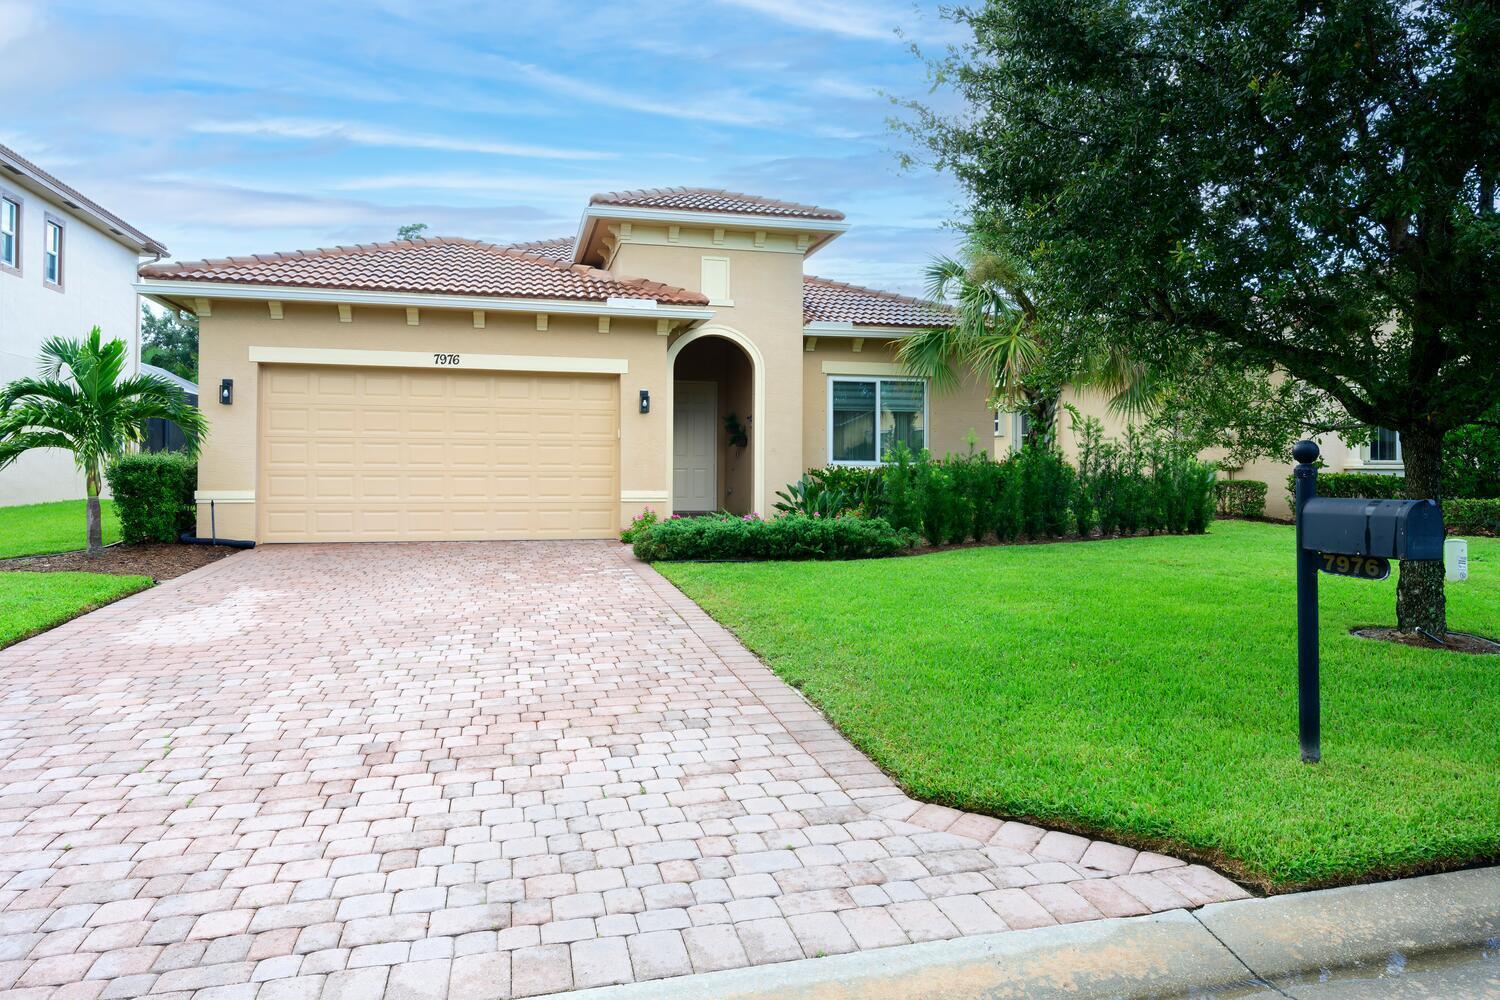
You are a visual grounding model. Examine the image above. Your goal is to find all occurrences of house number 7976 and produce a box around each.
[433,353,461,365]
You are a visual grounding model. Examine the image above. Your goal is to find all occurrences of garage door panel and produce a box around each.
[362,409,403,434]
[259,365,618,542]
[268,409,311,433]
[315,408,357,433]
[359,442,403,466]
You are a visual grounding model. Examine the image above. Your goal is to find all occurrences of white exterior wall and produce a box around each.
[0,185,144,505]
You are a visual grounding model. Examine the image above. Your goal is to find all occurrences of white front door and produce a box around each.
[673,380,717,512]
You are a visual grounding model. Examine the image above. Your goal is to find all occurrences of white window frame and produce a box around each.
[42,214,64,290]
[0,192,19,275]
[1364,427,1403,466]
[827,375,928,466]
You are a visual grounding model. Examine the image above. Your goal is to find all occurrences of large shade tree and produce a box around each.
[906,0,1500,636]
[0,328,206,554]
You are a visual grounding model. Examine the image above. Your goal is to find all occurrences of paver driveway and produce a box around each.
[0,542,1246,999]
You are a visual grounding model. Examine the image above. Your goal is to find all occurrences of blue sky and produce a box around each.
[1,0,967,295]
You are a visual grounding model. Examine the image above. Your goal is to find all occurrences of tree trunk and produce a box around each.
[1028,394,1060,449]
[1395,423,1446,636]
[85,471,103,557]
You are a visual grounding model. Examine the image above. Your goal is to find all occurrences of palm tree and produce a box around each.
[898,234,1157,448]
[0,327,207,554]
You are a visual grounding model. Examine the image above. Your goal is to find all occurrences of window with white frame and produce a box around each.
[43,216,62,287]
[0,195,18,272]
[1368,427,1401,463]
[829,376,926,464]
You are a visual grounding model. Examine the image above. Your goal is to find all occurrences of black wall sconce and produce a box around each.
[639,389,650,414]
[219,378,234,405]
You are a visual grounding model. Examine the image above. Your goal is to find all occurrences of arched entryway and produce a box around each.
[666,327,763,515]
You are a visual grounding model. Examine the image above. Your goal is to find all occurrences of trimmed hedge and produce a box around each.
[105,453,196,543]
[806,437,1214,545]
[1298,471,1407,500]
[632,513,911,561]
[1447,499,1500,536]
[1215,480,1268,519]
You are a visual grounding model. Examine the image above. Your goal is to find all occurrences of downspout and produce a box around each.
[179,499,256,549]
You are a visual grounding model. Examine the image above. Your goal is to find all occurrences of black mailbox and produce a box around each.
[1300,497,1444,560]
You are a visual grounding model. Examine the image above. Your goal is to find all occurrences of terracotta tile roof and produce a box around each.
[803,275,952,328]
[505,236,575,262]
[138,236,708,305]
[0,141,167,255]
[590,187,845,222]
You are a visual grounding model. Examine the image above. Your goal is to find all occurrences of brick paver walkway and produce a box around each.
[0,541,1247,998]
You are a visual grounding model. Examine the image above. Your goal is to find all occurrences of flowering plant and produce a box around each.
[620,506,659,544]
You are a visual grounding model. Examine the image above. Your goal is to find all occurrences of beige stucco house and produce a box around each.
[137,188,997,544]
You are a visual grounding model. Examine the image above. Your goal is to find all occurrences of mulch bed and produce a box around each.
[0,543,238,581]
[1351,626,1500,655]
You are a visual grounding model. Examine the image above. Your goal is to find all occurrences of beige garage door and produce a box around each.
[258,365,618,542]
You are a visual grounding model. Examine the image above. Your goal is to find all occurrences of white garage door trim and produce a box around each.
[249,345,629,375]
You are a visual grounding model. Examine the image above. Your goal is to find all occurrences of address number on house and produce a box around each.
[433,353,461,366]
[1318,552,1391,581]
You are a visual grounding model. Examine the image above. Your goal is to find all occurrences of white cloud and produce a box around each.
[504,62,791,128]
[191,119,616,161]
[714,0,900,40]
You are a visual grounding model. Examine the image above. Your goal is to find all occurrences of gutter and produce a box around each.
[132,279,715,325]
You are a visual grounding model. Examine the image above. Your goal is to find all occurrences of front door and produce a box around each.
[673,380,717,512]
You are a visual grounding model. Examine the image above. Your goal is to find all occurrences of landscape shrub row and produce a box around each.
[805,433,1214,547]
[631,512,910,561]
[1214,480,1269,519]
[105,453,197,543]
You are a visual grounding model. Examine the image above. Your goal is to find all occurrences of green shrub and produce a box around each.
[800,427,1213,551]
[1215,480,1268,518]
[620,507,659,543]
[773,475,850,517]
[1445,499,1500,536]
[1307,471,1407,500]
[807,465,884,516]
[632,513,912,561]
[880,443,924,536]
[1443,422,1500,499]
[105,453,196,543]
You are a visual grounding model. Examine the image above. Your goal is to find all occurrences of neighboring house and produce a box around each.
[0,142,168,505]
[1214,426,1404,518]
[139,362,199,453]
[136,187,995,543]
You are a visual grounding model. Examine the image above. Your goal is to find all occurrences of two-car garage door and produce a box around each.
[258,365,618,542]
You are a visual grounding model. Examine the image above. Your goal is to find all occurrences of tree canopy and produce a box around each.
[141,305,198,382]
[905,0,1500,634]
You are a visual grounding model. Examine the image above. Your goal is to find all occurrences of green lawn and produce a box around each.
[0,500,121,558]
[0,571,152,648]
[658,520,1499,891]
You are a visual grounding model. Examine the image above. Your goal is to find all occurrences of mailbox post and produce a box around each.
[1291,440,1445,763]
[1291,441,1322,762]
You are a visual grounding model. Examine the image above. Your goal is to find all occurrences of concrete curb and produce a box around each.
[560,909,1260,999]
[557,867,1500,999]
[1195,864,1500,982]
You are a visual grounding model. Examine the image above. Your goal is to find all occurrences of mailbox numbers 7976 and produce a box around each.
[1318,552,1391,581]
[433,353,461,366]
